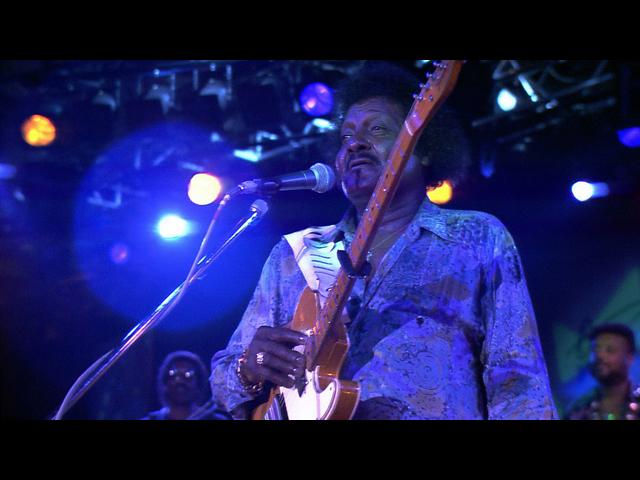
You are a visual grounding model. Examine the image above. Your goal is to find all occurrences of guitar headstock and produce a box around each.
[405,60,464,135]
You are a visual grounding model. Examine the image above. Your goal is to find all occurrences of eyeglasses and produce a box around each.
[167,368,196,380]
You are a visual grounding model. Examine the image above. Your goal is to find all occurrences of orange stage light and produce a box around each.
[21,114,56,147]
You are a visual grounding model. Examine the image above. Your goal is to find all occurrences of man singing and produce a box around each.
[210,61,557,420]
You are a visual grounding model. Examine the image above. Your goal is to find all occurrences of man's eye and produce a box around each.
[341,134,352,142]
[371,125,386,133]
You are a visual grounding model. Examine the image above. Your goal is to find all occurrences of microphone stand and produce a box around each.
[53,199,269,419]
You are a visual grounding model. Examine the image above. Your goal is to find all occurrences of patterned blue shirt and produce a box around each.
[210,199,558,419]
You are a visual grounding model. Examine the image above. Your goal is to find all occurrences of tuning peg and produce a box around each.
[418,82,430,89]
[413,94,424,101]
[432,61,447,69]
[424,72,433,79]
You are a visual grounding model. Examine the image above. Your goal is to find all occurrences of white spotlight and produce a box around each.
[571,181,610,202]
[157,214,190,240]
[497,88,518,112]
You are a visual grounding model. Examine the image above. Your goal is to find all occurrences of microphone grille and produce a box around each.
[309,163,336,193]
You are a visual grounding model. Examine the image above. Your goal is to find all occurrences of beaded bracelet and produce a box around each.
[236,349,264,395]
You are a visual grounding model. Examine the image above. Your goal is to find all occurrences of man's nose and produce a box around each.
[345,133,371,153]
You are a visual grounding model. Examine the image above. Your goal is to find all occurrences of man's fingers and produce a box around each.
[253,340,305,367]
[256,326,307,346]
[256,365,296,389]
[253,351,304,378]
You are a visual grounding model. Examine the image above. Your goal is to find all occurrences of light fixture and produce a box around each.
[188,173,222,206]
[92,90,117,111]
[571,181,610,202]
[427,180,453,205]
[299,82,334,117]
[497,88,518,112]
[517,74,539,103]
[145,84,173,114]
[156,214,190,240]
[617,126,640,148]
[21,114,56,147]
[200,78,231,110]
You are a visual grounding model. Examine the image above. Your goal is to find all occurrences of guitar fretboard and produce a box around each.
[304,61,464,367]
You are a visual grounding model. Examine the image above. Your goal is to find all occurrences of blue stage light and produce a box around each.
[497,88,517,112]
[617,127,640,148]
[157,214,189,240]
[571,181,610,202]
[299,82,334,117]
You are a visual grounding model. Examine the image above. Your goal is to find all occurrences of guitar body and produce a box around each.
[251,287,360,420]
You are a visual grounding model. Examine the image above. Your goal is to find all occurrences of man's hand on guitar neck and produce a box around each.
[240,326,308,389]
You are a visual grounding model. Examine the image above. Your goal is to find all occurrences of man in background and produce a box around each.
[565,324,639,420]
[143,350,230,420]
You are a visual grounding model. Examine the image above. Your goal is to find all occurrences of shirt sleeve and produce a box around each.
[480,223,558,420]
[208,240,290,419]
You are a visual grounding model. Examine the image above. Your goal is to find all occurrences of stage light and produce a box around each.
[517,74,539,102]
[0,163,17,180]
[427,180,453,205]
[571,181,594,202]
[21,114,56,147]
[571,181,610,202]
[299,82,334,117]
[617,127,640,148]
[157,214,189,240]
[109,243,130,264]
[188,173,222,205]
[92,90,117,111]
[200,78,231,110]
[233,147,262,163]
[145,84,173,114]
[497,88,517,112]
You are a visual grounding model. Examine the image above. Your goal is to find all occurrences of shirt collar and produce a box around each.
[329,197,456,244]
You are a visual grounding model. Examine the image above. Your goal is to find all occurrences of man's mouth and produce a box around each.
[348,157,377,170]
[594,362,610,372]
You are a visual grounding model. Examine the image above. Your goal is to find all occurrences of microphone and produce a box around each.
[229,163,336,197]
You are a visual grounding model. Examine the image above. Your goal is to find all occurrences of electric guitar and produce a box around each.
[252,61,464,420]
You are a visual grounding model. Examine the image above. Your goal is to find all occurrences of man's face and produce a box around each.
[589,333,633,385]
[164,359,200,407]
[335,97,425,206]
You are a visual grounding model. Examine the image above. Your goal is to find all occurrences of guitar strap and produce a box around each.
[283,225,344,308]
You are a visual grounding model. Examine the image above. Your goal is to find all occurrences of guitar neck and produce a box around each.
[305,61,464,366]
[305,121,422,365]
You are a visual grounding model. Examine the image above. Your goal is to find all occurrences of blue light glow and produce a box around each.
[0,162,17,179]
[517,74,539,102]
[299,82,334,117]
[497,88,517,112]
[110,243,130,264]
[617,127,640,148]
[157,214,189,239]
[571,181,610,202]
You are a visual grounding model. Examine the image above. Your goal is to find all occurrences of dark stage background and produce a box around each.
[1,60,638,420]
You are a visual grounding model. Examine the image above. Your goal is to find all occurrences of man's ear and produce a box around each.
[625,352,635,368]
